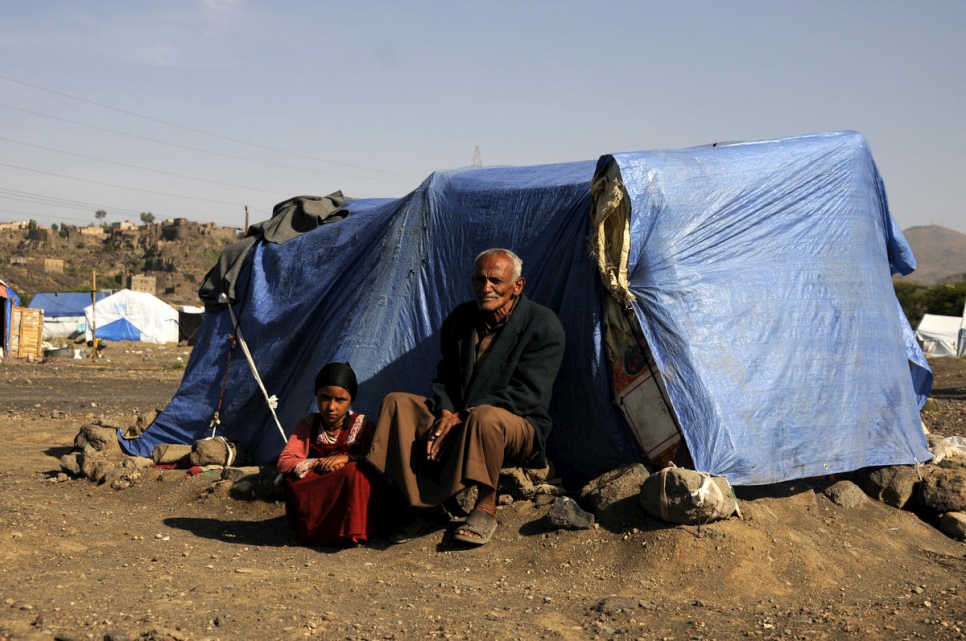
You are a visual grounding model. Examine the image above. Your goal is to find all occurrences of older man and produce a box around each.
[366,248,566,545]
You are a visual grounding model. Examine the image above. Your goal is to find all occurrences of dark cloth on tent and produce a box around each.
[366,294,564,507]
[278,412,388,545]
[367,392,536,508]
[198,192,349,310]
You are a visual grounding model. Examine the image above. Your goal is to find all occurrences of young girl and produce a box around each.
[277,362,386,546]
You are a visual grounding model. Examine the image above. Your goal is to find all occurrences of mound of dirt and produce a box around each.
[0,352,964,640]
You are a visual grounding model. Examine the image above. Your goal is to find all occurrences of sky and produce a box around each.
[0,1,964,233]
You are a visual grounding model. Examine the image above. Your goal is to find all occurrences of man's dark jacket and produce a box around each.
[429,294,566,467]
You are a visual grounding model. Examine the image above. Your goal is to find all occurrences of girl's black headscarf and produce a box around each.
[314,362,358,399]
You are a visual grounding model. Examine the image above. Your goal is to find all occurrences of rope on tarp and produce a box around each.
[222,293,287,444]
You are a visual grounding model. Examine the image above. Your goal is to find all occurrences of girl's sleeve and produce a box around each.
[276,417,312,474]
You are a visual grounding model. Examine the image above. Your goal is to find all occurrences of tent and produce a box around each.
[916,314,961,357]
[0,279,20,359]
[29,291,107,339]
[177,305,205,346]
[119,131,932,487]
[85,289,179,344]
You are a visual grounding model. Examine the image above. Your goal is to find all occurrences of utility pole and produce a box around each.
[244,205,249,232]
[90,270,97,360]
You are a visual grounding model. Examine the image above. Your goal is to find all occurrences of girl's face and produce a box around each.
[316,385,351,429]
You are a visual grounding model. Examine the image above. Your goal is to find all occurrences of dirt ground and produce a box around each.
[1,345,965,641]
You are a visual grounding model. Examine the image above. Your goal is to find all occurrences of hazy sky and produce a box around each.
[1,1,963,233]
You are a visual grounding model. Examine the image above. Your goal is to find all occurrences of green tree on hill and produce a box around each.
[140,212,155,224]
[94,209,107,223]
[894,280,966,328]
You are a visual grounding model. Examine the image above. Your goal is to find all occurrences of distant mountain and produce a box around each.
[898,225,966,285]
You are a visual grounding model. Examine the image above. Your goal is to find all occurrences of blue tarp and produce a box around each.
[602,131,931,484]
[121,131,931,487]
[29,292,106,317]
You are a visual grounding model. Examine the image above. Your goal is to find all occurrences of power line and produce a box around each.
[0,102,400,182]
[0,135,289,197]
[0,187,143,217]
[0,73,415,178]
[0,161,246,207]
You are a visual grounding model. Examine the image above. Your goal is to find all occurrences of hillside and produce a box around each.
[899,225,966,285]
[0,220,240,306]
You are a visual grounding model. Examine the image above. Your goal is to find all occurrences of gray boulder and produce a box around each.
[498,467,535,500]
[60,451,82,476]
[542,496,594,530]
[824,480,866,508]
[919,467,966,513]
[580,463,649,528]
[938,512,966,540]
[74,422,123,458]
[859,465,920,509]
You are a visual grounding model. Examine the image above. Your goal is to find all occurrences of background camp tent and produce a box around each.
[85,289,179,344]
[916,314,961,358]
[29,291,107,339]
[0,279,20,359]
[120,131,932,488]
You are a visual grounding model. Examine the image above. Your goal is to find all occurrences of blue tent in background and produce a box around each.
[119,131,932,487]
[29,291,107,339]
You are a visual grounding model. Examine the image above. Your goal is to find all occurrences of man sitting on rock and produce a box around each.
[366,248,566,545]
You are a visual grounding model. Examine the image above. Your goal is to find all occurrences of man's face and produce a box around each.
[472,253,524,315]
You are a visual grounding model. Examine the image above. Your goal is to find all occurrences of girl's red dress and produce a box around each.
[277,412,386,546]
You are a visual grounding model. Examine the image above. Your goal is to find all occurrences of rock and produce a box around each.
[593,596,642,615]
[919,467,966,513]
[80,452,102,480]
[824,480,866,507]
[227,467,281,500]
[151,443,192,465]
[59,451,82,476]
[91,459,116,485]
[542,496,594,530]
[498,467,534,500]
[859,466,920,509]
[938,512,966,540]
[121,456,154,469]
[190,436,235,467]
[524,462,553,485]
[640,467,737,525]
[74,423,123,458]
[221,466,263,483]
[580,463,649,528]
[451,485,478,516]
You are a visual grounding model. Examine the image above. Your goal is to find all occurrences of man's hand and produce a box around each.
[427,409,463,461]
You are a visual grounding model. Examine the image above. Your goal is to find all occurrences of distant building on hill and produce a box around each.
[128,274,157,295]
[9,257,64,274]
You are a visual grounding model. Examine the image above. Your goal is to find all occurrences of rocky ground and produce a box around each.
[0,346,965,641]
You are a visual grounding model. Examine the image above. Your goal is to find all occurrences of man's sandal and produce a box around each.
[453,509,497,546]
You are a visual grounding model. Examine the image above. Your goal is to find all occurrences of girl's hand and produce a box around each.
[317,454,349,473]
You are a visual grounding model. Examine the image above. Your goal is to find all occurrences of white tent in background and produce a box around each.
[959,301,966,358]
[84,289,179,344]
[916,314,961,357]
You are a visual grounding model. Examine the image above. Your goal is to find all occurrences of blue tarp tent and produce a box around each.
[120,131,931,487]
[29,292,106,318]
[29,291,107,339]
